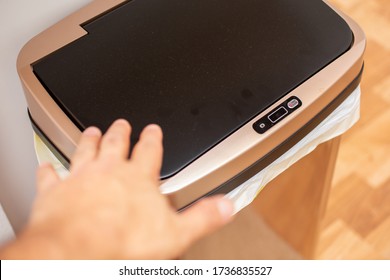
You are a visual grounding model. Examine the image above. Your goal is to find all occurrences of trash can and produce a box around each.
[18,0,365,258]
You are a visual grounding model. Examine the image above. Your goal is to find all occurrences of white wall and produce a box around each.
[0,0,91,233]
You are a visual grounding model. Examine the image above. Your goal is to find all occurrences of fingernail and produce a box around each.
[145,124,161,133]
[83,126,101,136]
[217,198,234,222]
[114,119,129,126]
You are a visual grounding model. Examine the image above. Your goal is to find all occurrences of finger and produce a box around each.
[70,126,102,172]
[98,119,131,162]
[36,163,60,193]
[131,124,163,177]
[177,196,234,247]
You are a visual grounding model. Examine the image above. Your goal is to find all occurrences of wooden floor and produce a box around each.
[315,0,390,259]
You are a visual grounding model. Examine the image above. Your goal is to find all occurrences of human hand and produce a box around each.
[1,120,233,259]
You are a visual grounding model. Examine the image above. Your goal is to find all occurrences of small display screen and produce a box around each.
[268,107,288,123]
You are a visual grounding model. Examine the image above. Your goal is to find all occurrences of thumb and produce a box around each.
[178,196,234,247]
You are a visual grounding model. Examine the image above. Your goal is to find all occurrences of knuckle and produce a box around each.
[103,132,127,145]
[80,133,99,144]
[72,147,91,160]
[140,139,161,152]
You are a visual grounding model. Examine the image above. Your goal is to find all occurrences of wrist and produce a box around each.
[0,225,65,259]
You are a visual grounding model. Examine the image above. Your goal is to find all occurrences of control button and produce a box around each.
[287,98,299,109]
[268,106,288,123]
[253,120,270,134]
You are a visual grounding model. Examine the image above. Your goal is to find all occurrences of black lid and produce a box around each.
[33,0,352,178]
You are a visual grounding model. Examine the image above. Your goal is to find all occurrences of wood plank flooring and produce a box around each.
[316,0,390,259]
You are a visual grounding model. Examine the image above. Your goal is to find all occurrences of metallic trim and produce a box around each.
[17,0,366,209]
